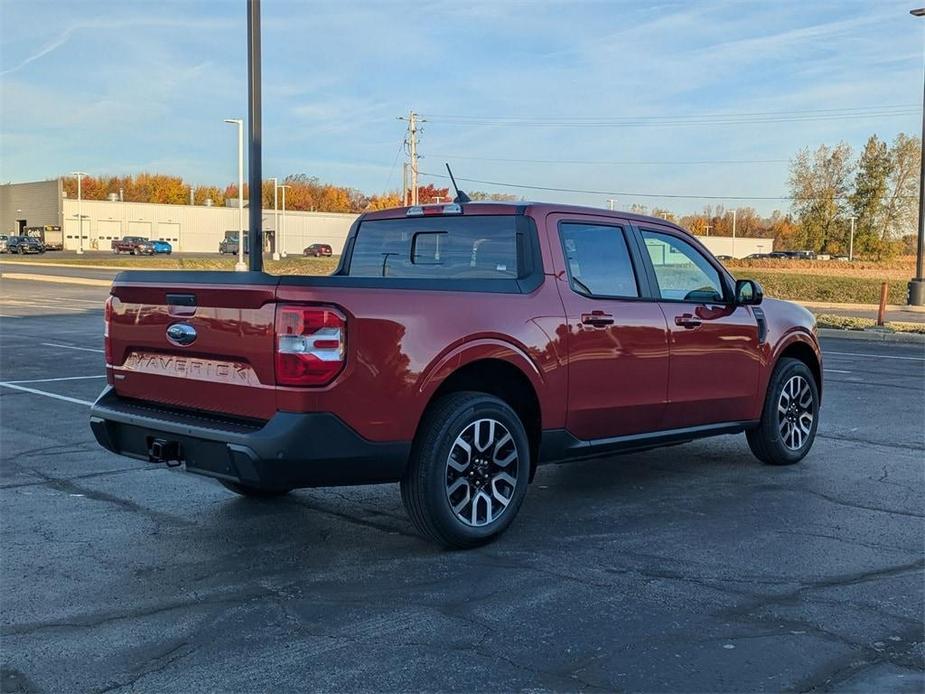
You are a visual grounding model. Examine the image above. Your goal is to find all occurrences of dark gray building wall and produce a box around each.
[0,179,62,234]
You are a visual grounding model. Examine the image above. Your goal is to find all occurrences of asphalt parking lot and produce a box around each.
[1,273,923,693]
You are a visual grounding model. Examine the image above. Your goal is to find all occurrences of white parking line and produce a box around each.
[4,375,105,384]
[53,297,105,304]
[824,368,851,374]
[0,382,92,406]
[41,342,104,353]
[826,350,925,362]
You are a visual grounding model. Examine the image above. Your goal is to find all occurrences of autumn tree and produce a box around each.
[788,142,854,253]
[366,192,403,210]
[882,133,921,241]
[415,184,451,204]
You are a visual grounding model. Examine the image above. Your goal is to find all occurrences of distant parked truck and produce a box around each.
[219,231,249,255]
[24,225,63,251]
[111,236,150,255]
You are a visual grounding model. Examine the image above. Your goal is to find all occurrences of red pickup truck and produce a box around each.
[90,202,821,547]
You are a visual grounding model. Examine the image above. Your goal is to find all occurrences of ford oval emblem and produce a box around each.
[166,323,197,346]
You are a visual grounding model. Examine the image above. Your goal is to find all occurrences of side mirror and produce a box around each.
[735,278,763,306]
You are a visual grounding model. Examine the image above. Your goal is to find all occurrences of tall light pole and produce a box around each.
[848,215,856,261]
[224,119,247,272]
[71,171,87,254]
[909,8,925,305]
[731,208,737,258]
[279,184,291,259]
[607,198,616,211]
[268,177,279,260]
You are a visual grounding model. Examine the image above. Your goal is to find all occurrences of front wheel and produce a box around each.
[401,392,530,549]
[747,357,819,465]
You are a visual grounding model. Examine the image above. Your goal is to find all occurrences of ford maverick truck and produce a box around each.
[90,202,821,548]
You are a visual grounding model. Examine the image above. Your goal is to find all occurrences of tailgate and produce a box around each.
[108,272,280,420]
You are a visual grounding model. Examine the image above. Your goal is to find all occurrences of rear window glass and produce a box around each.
[347,215,519,279]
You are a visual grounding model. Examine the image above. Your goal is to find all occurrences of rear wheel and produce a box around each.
[747,357,819,466]
[401,392,530,549]
[219,480,291,498]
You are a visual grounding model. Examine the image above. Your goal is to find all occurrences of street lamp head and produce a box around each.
[224,118,243,125]
[911,8,925,16]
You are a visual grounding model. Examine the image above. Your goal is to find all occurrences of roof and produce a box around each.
[361,201,689,234]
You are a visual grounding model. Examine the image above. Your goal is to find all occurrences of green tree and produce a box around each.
[788,142,854,253]
[849,135,892,256]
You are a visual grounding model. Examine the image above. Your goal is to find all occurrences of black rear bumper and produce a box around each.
[89,387,410,489]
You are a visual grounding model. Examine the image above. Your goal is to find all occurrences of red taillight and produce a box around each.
[104,296,114,384]
[275,305,346,386]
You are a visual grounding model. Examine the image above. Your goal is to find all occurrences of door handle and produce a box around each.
[675,314,702,329]
[581,311,614,327]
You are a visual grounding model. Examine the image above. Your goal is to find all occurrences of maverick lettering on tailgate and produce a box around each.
[122,352,262,386]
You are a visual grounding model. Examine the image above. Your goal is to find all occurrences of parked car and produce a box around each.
[151,240,173,255]
[6,236,46,254]
[111,236,150,255]
[715,254,733,261]
[304,243,333,257]
[791,250,817,260]
[90,201,822,548]
[768,252,789,259]
[744,253,769,259]
[0,235,8,253]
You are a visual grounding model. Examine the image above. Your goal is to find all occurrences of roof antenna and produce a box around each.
[445,163,471,203]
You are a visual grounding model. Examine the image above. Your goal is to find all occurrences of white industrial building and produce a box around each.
[1,179,357,255]
[59,198,356,254]
[1,179,772,258]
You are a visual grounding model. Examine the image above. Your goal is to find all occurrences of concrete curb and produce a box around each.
[0,272,112,287]
[0,260,157,271]
[817,328,925,344]
[799,300,925,314]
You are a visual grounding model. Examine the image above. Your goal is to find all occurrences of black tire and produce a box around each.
[747,357,819,466]
[400,392,530,549]
[218,480,291,498]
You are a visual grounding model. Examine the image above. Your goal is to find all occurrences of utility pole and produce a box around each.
[402,162,409,206]
[71,171,86,255]
[848,215,856,262]
[269,177,279,260]
[280,185,290,260]
[398,111,424,205]
[731,208,737,258]
[705,224,712,237]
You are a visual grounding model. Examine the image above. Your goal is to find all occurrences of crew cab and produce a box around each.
[90,202,821,548]
[112,236,150,255]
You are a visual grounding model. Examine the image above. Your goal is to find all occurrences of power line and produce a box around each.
[419,170,915,202]
[429,153,789,166]
[423,105,920,128]
[424,103,918,121]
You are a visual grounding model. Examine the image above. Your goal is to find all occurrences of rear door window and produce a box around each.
[559,223,639,298]
[348,215,519,279]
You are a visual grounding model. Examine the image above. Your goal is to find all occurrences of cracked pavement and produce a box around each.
[1,277,923,692]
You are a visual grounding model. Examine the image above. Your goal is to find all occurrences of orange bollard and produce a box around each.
[877,282,888,326]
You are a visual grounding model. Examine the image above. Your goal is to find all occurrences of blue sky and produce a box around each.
[1,0,922,215]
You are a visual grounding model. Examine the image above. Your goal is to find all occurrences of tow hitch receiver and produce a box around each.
[148,438,183,467]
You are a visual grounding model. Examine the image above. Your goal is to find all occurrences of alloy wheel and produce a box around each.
[445,418,519,527]
[777,375,814,450]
